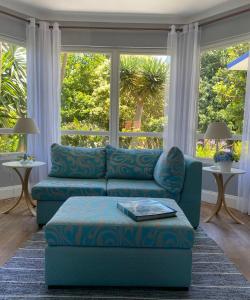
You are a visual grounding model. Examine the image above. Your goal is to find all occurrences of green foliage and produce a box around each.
[1,42,249,155]
[198,43,248,134]
[0,134,19,152]
[0,43,27,127]
[61,53,110,132]
[61,53,168,148]
[0,42,27,152]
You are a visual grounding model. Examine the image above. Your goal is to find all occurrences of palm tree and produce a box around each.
[0,43,27,128]
[0,42,27,152]
[120,55,168,131]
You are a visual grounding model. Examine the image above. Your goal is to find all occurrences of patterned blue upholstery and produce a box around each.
[107,179,178,200]
[45,196,194,249]
[32,177,106,201]
[49,143,106,179]
[106,145,161,180]
[154,147,185,195]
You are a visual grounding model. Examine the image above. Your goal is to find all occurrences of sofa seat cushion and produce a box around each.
[107,179,178,200]
[106,145,161,180]
[45,196,194,249]
[49,143,106,179]
[32,177,106,201]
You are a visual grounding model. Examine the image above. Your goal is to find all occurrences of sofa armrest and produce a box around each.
[178,156,202,228]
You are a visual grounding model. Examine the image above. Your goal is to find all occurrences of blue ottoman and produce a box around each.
[45,196,194,287]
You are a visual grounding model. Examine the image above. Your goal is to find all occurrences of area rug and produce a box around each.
[0,228,249,299]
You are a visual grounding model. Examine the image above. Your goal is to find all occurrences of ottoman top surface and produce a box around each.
[45,196,194,249]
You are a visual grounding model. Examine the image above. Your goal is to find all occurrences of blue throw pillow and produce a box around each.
[154,147,185,194]
[49,144,106,179]
[106,145,162,180]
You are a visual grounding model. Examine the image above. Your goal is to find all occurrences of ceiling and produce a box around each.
[0,0,249,23]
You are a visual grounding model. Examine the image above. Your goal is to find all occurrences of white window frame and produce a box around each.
[60,46,168,148]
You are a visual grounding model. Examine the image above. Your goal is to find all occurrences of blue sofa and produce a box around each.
[32,144,202,228]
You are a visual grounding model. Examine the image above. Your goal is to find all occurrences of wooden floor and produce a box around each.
[0,198,250,282]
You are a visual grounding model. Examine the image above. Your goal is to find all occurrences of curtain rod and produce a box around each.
[0,7,249,30]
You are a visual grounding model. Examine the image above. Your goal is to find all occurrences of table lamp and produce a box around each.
[204,121,232,152]
[13,117,39,160]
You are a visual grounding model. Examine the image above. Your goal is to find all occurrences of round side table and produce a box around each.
[1,161,46,216]
[203,166,245,224]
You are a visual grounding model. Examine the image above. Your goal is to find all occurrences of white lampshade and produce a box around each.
[13,117,40,134]
[204,122,231,139]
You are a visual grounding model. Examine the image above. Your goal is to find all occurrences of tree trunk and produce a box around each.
[130,100,144,148]
[133,100,143,130]
[60,52,68,86]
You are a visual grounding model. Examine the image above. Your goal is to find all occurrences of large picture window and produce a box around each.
[0,41,27,153]
[196,42,249,159]
[60,50,169,149]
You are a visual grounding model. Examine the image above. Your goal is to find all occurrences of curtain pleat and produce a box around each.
[26,19,61,182]
[164,23,200,155]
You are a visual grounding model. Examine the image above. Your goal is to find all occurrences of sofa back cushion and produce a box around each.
[49,143,106,179]
[106,145,161,180]
[154,146,185,194]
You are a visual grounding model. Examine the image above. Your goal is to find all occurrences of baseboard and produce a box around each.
[202,189,238,209]
[0,185,22,200]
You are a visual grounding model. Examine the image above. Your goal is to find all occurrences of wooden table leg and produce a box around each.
[1,167,36,216]
[23,168,36,216]
[0,168,24,214]
[204,173,223,222]
[205,173,244,224]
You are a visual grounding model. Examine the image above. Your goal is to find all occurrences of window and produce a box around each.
[0,41,27,153]
[118,54,169,149]
[196,42,249,159]
[61,50,169,149]
[61,51,111,147]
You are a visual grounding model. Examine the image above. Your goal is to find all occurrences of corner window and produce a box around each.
[0,41,27,153]
[196,42,249,159]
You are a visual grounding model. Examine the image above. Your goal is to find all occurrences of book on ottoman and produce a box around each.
[117,199,177,221]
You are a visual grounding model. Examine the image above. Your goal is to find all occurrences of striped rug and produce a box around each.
[0,228,249,299]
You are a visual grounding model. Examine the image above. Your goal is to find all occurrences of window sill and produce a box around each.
[0,152,24,161]
[195,156,240,168]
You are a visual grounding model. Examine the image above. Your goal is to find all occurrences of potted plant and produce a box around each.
[213,150,239,172]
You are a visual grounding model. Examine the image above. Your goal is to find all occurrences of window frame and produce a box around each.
[60,46,168,148]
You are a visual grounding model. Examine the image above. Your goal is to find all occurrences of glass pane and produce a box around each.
[61,135,109,148]
[197,42,249,159]
[119,54,169,134]
[0,134,23,153]
[196,139,242,160]
[61,52,111,132]
[0,42,27,128]
[119,136,163,149]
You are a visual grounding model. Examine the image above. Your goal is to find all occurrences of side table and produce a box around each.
[1,161,46,216]
[203,166,245,224]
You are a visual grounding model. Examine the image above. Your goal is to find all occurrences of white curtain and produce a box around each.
[238,52,250,214]
[164,23,200,155]
[27,19,61,181]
